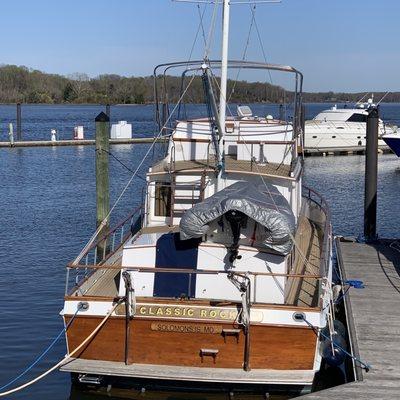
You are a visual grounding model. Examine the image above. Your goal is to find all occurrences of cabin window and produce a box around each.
[154,182,172,217]
[347,113,367,123]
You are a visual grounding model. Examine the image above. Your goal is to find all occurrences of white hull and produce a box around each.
[305,120,392,149]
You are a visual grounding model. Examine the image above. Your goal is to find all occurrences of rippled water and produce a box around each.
[0,104,399,399]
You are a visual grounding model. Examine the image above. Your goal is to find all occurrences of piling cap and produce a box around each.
[95,111,110,123]
[368,106,379,118]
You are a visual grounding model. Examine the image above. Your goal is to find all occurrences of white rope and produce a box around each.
[72,74,198,265]
[0,301,122,397]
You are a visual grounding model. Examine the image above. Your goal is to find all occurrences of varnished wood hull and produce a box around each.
[64,315,317,371]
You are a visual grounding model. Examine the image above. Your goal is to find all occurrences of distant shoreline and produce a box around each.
[1,101,400,106]
[1,64,399,105]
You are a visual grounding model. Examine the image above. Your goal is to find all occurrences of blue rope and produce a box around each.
[334,286,350,305]
[345,279,365,289]
[0,309,80,391]
[334,280,365,306]
[300,316,371,372]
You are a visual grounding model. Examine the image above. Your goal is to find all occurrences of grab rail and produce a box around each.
[65,264,323,306]
[303,186,332,294]
[65,206,143,295]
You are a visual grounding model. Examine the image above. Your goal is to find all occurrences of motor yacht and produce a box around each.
[305,100,396,151]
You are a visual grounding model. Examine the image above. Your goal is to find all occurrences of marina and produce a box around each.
[1,1,400,399]
[1,117,399,399]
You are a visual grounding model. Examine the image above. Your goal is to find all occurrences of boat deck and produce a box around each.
[286,215,322,307]
[78,252,123,297]
[300,238,400,399]
[60,358,315,387]
[150,155,292,178]
[75,214,322,305]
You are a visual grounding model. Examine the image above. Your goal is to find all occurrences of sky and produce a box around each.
[1,0,400,92]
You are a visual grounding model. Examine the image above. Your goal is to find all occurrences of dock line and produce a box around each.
[0,299,122,397]
[0,306,81,392]
[299,315,371,372]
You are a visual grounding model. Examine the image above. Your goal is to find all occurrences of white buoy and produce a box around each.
[51,129,57,142]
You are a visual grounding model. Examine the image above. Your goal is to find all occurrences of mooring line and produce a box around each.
[0,307,81,392]
[300,315,371,372]
[0,300,122,397]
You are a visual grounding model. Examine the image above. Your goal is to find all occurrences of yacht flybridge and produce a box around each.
[60,1,335,395]
[305,100,397,151]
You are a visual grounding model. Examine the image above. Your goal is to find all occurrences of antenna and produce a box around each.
[172,0,281,190]
[376,91,390,106]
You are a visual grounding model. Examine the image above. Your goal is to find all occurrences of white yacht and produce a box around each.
[304,100,396,151]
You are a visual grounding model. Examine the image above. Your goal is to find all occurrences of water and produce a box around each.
[0,104,399,399]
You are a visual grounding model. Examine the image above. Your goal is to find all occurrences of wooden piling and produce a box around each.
[16,103,22,140]
[95,112,110,256]
[364,107,379,241]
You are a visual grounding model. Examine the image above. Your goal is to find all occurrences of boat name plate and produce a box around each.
[150,322,223,334]
[115,304,263,322]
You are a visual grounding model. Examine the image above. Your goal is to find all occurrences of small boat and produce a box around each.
[59,1,337,396]
[304,99,396,151]
[382,132,400,156]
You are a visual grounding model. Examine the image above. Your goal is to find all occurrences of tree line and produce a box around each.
[0,64,398,104]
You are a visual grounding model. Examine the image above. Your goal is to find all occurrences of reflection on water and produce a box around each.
[69,384,291,400]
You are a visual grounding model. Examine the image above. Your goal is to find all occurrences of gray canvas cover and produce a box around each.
[179,181,295,255]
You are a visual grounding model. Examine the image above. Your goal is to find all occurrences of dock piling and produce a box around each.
[95,112,110,255]
[16,103,22,140]
[364,106,379,241]
[8,123,14,146]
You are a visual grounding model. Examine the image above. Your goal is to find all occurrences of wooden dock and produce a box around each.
[301,237,400,399]
[304,145,392,157]
[0,138,166,148]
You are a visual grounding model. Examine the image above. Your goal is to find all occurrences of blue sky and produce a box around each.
[1,0,400,92]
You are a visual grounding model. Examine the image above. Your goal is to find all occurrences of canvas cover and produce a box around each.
[179,181,295,255]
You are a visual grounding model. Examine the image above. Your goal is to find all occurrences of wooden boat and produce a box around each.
[60,2,334,396]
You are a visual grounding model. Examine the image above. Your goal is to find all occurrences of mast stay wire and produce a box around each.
[197,4,208,47]
[177,4,207,120]
[204,0,220,60]
[227,5,256,104]
[72,74,197,266]
[188,4,208,63]
[238,130,321,272]
[252,5,273,85]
